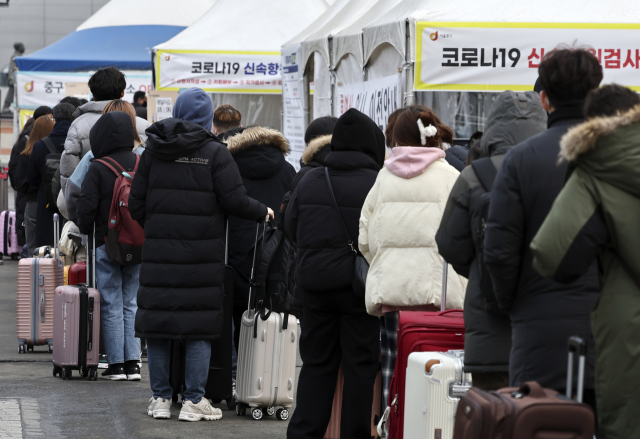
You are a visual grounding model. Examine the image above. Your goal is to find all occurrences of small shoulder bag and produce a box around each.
[324,167,369,298]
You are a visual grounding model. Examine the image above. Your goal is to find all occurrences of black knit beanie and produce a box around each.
[331,109,385,168]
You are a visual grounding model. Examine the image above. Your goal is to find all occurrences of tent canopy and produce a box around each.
[300,0,376,69]
[16,0,216,72]
[332,0,404,68]
[154,0,329,53]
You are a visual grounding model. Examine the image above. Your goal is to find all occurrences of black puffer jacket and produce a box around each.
[285,109,384,293]
[436,91,547,374]
[76,112,138,245]
[484,107,601,389]
[129,118,267,340]
[225,126,296,306]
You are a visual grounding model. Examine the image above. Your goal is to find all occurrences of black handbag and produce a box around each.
[324,167,369,298]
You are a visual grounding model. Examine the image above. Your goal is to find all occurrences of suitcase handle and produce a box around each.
[437,309,463,316]
[566,336,587,403]
[40,288,45,323]
[441,262,448,312]
[513,381,546,399]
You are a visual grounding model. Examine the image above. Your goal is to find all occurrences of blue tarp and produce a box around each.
[15,25,185,72]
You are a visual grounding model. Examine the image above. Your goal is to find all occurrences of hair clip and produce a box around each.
[417,119,438,145]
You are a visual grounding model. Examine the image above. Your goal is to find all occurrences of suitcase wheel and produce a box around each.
[276,408,289,421]
[251,408,263,420]
[226,396,236,411]
[262,407,275,417]
[61,367,72,380]
[53,366,62,377]
[48,345,53,354]
[18,344,24,354]
[236,403,246,417]
[27,345,33,352]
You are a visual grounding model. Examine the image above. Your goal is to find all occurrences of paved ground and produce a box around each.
[0,258,300,438]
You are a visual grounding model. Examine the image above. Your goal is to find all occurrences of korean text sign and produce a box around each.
[336,74,400,133]
[415,22,640,91]
[157,50,283,93]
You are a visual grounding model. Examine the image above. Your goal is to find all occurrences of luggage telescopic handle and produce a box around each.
[247,222,265,315]
[53,213,60,262]
[441,262,448,312]
[566,336,587,403]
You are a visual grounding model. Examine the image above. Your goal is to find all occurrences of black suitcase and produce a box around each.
[169,222,236,410]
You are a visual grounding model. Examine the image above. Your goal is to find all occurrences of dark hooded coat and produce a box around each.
[224,126,296,306]
[27,119,71,247]
[484,106,601,390]
[76,112,138,244]
[436,91,547,374]
[285,109,385,293]
[129,118,267,340]
[531,105,640,439]
[444,144,468,171]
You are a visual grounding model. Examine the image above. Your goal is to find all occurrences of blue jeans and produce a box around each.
[95,245,141,365]
[147,339,211,403]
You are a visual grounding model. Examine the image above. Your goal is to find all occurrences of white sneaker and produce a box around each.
[179,398,222,422]
[147,397,171,419]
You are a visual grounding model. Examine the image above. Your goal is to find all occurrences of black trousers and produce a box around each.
[287,289,379,439]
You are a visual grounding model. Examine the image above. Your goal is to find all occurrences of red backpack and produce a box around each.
[94,155,144,266]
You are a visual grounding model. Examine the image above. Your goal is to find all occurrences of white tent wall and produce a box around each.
[313,53,332,118]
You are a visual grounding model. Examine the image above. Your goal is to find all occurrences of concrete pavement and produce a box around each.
[0,258,299,438]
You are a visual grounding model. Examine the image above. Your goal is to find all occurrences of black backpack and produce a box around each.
[42,137,61,211]
[249,221,298,327]
[471,157,507,316]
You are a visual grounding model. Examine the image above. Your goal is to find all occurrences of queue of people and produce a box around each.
[7,46,640,438]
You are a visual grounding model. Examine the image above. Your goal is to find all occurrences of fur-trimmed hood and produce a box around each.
[225,126,289,156]
[225,126,290,180]
[560,104,640,197]
[302,134,331,165]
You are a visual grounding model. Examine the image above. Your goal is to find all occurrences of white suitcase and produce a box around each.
[403,350,472,439]
[235,223,298,422]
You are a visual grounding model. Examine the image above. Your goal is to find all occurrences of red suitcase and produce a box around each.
[68,262,87,286]
[380,263,465,439]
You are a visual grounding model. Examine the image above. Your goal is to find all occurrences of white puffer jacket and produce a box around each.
[359,146,467,315]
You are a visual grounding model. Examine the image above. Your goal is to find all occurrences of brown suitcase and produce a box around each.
[17,214,64,353]
[453,336,594,439]
[324,361,383,439]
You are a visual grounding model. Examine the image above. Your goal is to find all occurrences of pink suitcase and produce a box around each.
[16,214,64,353]
[52,227,101,380]
[52,285,101,380]
[1,210,21,259]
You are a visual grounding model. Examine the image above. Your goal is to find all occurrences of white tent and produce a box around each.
[153,0,328,134]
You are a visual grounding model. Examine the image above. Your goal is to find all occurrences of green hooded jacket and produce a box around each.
[531,106,640,439]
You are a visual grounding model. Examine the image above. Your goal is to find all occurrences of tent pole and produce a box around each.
[404,19,415,107]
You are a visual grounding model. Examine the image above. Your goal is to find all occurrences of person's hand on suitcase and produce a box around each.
[266,208,274,222]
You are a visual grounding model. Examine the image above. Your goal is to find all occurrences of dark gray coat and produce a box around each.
[436,91,547,374]
[484,106,601,389]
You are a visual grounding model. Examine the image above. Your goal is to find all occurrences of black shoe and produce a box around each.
[101,364,127,381]
[125,360,141,381]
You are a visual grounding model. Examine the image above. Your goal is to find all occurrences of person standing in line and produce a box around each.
[436,91,547,391]
[59,67,148,217]
[224,120,295,358]
[212,104,242,139]
[483,49,602,407]
[132,91,147,120]
[359,106,468,406]
[531,84,640,439]
[129,88,273,422]
[15,115,54,256]
[286,109,383,439]
[76,111,142,381]
[27,103,75,248]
